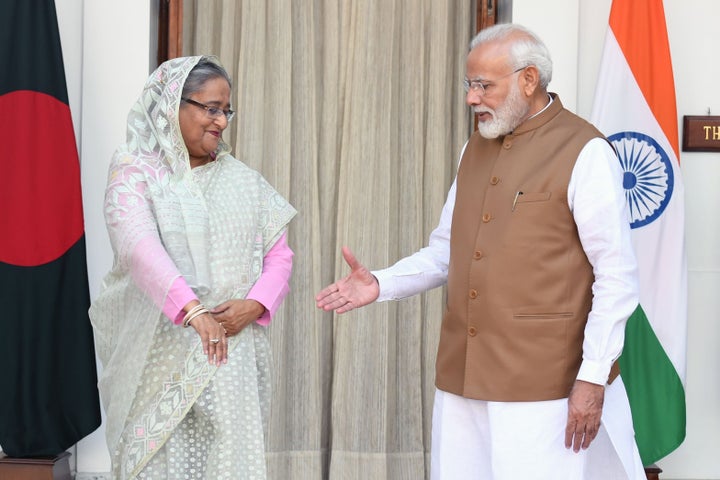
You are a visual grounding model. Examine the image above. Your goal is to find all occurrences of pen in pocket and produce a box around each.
[512,191,523,211]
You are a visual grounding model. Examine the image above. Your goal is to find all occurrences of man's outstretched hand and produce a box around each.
[315,246,380,313]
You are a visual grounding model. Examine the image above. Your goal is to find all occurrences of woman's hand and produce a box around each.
[189,312,228,365]
[211,299,265,337]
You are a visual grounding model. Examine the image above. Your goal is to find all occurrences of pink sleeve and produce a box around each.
[130,236,197,324]
[164,276,199,325]
[246,232,294,326]
[110,164,198,324]
[157,232,293,326]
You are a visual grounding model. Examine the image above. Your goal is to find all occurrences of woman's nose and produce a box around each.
[214,114,229,129]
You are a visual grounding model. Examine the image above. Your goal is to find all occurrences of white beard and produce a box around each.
[474,81,530,139]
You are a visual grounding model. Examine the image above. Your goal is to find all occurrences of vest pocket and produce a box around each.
[514,191,551,204]
[513,312,573,320]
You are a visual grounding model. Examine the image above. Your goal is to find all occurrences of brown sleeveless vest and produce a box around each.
[436,95,606,401]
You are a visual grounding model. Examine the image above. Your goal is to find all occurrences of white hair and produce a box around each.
[469,23,553,89]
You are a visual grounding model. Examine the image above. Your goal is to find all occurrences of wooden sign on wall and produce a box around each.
[682,115,720,152]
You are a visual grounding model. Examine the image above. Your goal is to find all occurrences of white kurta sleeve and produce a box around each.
[371,142,468,302]
[569,137,639,385]
[372,177,455,301]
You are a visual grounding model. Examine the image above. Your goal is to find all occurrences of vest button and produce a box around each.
[468,326,477,337]
[469,289,478,299]
[473,250,483,260]
[482,213,491,223]
[490,176,500,185]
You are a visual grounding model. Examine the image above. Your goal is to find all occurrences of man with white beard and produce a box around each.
[317,23,646,480]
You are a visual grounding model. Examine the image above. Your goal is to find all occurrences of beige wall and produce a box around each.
[55,0,719,477]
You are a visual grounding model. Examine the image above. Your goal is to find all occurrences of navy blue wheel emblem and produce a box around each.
[608,131,673,229]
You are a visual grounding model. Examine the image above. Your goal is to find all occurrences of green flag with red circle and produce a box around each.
[0,0,101,457]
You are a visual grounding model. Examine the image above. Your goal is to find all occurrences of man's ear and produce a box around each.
[520,65,540,96]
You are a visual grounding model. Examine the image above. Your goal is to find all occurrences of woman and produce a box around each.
[90,56,296,479]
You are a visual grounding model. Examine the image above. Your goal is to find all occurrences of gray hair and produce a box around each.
[469,24,553,89]
[182,57,233,97]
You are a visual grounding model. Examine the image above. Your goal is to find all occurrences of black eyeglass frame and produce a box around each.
[181,97,236,122]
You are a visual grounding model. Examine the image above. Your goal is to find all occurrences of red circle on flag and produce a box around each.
[0,90,85,266]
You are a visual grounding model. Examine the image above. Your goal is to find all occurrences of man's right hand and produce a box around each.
[315,246,380,314]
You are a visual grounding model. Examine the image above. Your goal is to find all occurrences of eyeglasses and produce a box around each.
[463,66,527,95]
[181,97,236,122]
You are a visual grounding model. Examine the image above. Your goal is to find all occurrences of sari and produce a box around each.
[89,56,296,479]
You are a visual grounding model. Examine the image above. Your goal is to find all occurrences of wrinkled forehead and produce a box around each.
[466,40,512,78]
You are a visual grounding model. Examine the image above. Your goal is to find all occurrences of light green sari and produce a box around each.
[90,56,296,479]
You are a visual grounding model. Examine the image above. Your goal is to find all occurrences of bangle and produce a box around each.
[183,304,209,328]
[182,304,204,324]
[184,308,209,327]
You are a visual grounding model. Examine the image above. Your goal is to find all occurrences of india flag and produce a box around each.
[590,0,687,465]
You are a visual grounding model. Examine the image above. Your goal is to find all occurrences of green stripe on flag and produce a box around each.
[619,305,686,465]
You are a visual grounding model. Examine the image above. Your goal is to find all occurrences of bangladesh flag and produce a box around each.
[0,0,101,457]
[591,0,687,465]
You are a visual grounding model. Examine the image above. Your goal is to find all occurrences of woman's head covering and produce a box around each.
[104,56,234,295]
[118,55,231,177]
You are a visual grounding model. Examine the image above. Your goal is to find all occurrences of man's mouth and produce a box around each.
[475,111,493,122]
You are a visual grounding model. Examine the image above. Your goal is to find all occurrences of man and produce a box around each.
[316,23,646,479]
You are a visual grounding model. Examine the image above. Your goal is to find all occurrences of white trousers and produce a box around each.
[430,388,644,480]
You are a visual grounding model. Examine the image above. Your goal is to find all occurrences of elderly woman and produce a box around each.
[90,56,296,479]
